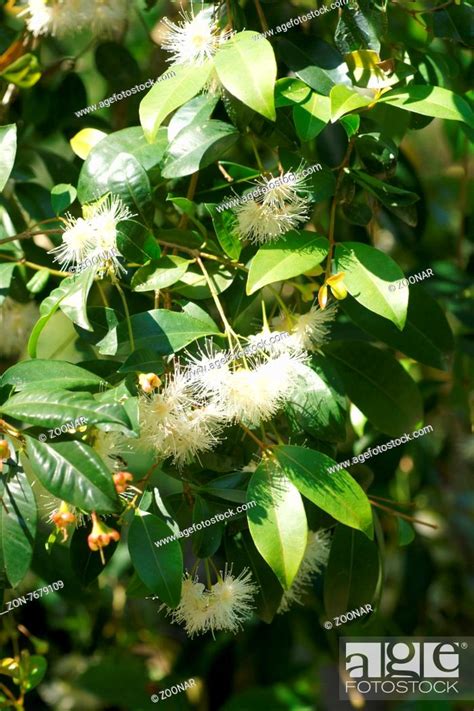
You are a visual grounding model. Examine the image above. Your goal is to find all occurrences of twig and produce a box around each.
[370,499,438,529]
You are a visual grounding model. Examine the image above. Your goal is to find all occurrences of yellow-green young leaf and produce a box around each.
[330,85,374,123]
[214,32,277,121]
[139,63,213,142]
[334,242,408,329]
[247,232,329,295]
[70,128,107,160]
[274,445,374,539]
[247,461,307,590]
[379,85,474,128]
[0,54,41,88]
[0,124,17,191]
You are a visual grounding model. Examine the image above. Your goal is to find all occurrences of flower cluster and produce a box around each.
[20,0,128,39]
[48,194,134,278]
[140,344,307,465]
[162,567,257,637]
[233,170,312,244]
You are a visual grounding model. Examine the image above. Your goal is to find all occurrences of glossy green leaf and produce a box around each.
[0,360,105,392]
[279,38,350,96]
[24,437,121,513]
[293,92,330,141]
[0,263,16,305]
[108,152,153,224]
[162,120,239,178]
[26,268,50,294]
[0,469,37,587]
[192,496,225,559]
[214,32,277,121]
[379,85,474,127]
[0,124,17,192]
[324,341,423,436]
[2,388,132,430]
[350,169,419,208]
[247,232,329,295]
[127,511,183,607]
[97,308,221,356]
[274,445,374,538]
[131,256,191,292]
[342,288,454,370]
[21,654,47,692]
[70,523,118,585]
[330,85,373,122]
[285,356,347,442]
[139,63,213,142]
[167,93,219,142]
[247,461,307,589]
[76,126,166,203]
[51,184,76,215]
[208,206,241,261]
[324,524,380,619]
[173,262,234,300]
[335,242,408,329]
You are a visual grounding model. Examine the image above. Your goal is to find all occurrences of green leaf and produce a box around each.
[274,445,374,538]
[131,256,191,292]
[330,85,373,122]
[379,85,474,128]
[167,94,219,142]
[139,63,213,142]
[247,461,307,589]
[335,0,384,53]
[0,263,16,305]
[0,469,37,588]
[324,524,380,618]
[192,496,225,559]
[21,655,47,692]
[0,54,41,88]
[97,308,221,357]
[324,341,423,437]
[246,232,329,295]
[77,126,167,204]
[334,242,408,329]
[278,38,350,96]
[24,437,120,513]
[0,360,106,392]
[162,120,239,178]
[173,262,234,300]
[350,169,419,208]
[342,288,454,370]
[214,32,277,121]
[108,152,153,224]
[26,268,50,295]
[0,124,17,192]
[285,356,347,442]
[208,205,241,261]
[2,389,132,430]
[51,184,76,215]
[127,511,183,607]
[293,92,330,141]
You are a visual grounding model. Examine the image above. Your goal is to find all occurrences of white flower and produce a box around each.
[277,530,331,614]
[210,566,257,633]
[233,198,309,244]
[82,0,128,38]
[285,304,337,352]
[161,7,229,67]
[162,567,257,638]
[0,298,39,358]
[258,170,311,208]
[201,350,307,427]
[48,194,134,277]
[20,0,64,37]
[92,429,133,467]
[139,370,226,466]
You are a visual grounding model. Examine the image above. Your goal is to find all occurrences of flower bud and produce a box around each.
[87,513,120,561]
[0,440,10,460]
[113,470,133,494]
[51,501,76,542]
[318,284,328,310]
[138,372,162,393]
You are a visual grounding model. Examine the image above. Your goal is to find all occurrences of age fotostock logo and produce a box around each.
[340,638,474,700]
